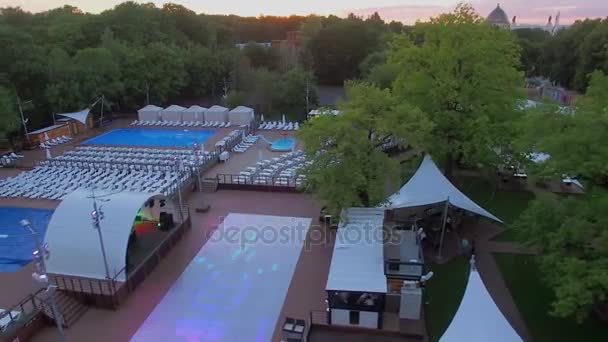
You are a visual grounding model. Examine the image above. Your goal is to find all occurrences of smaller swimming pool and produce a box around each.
[83,128,217,148]
[0,207,53,272]
[271,138,296,152]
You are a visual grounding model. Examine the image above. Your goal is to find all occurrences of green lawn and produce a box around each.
[494,253,608,342]
[459,177,535,241]
[424,257,469,342]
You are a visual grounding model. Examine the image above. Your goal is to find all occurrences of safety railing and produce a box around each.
[216,174,303,192]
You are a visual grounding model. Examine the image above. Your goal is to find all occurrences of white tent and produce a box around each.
[204,105,229,123]
[385,155,501,223]
[326,208,387,293]
[138,105,163,122]
[440,258,522,342]
[228,106,254,125]
[161,105,186,122]
[44,190,173,281]
[56,108,90,125]
[182,105,207,122]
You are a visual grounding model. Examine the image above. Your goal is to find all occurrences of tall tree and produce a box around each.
[0,85,19,146]
[298,82,432,213]
[389,4,524,178]
[513,193,608,322]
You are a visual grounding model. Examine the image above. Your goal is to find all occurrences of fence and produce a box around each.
[216,174,302,192]
[0,289,46,341]
[50,209,192,309]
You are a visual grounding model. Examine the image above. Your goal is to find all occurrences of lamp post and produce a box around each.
[19,219,66,342]
[17,98,32,143]
[174,158,184,221]
[91,198,111,279]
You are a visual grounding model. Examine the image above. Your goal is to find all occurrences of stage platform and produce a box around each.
[131,213,312,341]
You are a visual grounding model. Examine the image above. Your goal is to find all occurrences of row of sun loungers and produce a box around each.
[58,147,215,168]
[131,120,232,128]
[232,135,260,153]
[233,150,308,187]
[1,153,24,168]
[258,121,299,131]
[39,135,73,149]
[0,166,187,200]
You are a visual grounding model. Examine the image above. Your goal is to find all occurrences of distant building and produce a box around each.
[234,42,272,50]
[486,4,510,29]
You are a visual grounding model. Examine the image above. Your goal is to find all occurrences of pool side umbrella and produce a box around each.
[261,114,265,122]
[45,148,52,159]
[258,149,263,162]
[44,132,50,141]
[282,114,286,124]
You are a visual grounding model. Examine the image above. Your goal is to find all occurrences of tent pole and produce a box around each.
[437,197,450,260]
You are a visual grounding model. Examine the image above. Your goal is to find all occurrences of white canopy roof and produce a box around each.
[138,105,163,113]
[326,208,387,293]
[385,155,501,223]
[206,105,228,113]
[44,190,166,282]
[440,259,522,342]
[229,106,254,125]
[56,108,90,125]
[230,105,254,114]
[162,105,187,113]
[184,105,207,112]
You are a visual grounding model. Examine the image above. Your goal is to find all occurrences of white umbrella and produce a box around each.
[242,130,246,140]
[282,114,286,124]
[44,132,49,141]
[200,144,205,153]
[45,148,52,159]
[258,149,263,161]
[261,114,265,122]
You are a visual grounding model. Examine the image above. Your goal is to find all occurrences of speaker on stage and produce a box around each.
[158,212,175,231]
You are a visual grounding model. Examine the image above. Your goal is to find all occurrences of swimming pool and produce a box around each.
[83,129,217,148]
[270,138,296,152]
[0,207,53,272]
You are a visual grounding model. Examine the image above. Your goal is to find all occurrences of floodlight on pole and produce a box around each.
[20,219,66,342]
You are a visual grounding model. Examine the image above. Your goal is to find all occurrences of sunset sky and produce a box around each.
[1,0,606,24]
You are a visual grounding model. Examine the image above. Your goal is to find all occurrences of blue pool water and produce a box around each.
[270,138,296,152]
[0,207,53,272]
[83,129,217,148]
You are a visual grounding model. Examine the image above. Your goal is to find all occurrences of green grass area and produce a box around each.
[494,253,608,342]
[459,177,535,225]
[424,257,469,342]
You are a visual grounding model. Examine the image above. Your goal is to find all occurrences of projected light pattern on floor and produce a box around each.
[132,213,311,342]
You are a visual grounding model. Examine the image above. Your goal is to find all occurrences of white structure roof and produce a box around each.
[161,105,186,122]
[440,259,522,342]
[138,105,163,112]
[204,105,229,122]
[184,105,207,112]
[162,105,187,113]
[56,108,90,125]
[28,124,68,135]
[326,208,387,293]
[229,106,254,125]
[206,105,228,112]
[385,155,501,223]
[44,190,166,282]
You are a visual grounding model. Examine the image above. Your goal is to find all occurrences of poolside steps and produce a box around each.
[39,291,89,328]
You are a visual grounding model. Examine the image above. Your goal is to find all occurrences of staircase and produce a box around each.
[39,291,89,328]
[201,178,219,193]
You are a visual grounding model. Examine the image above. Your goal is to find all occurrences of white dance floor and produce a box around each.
[132,213,312,342]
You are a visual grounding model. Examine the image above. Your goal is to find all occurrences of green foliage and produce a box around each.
[518,71,608,185]
[241,43,280,70]
[389,4,524,175]
[495,253,608,342]
[537,18,608,92]
[0,85,19,145]
[513,28,550,76]
[512,193,608,321]
[298,82,432,214]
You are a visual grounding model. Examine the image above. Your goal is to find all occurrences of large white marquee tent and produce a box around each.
[182,105,206,122]
[44,190,171,282]
[160,105,186,122]
[138,105,163,122]
[204,105,229,123]
[440,258,522,342]
[385,155,501,223]
[228,106,254,126]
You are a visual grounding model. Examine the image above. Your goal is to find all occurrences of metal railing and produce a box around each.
[216,174,303,192]
[0,288,45,339]
[50,210,192,309]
